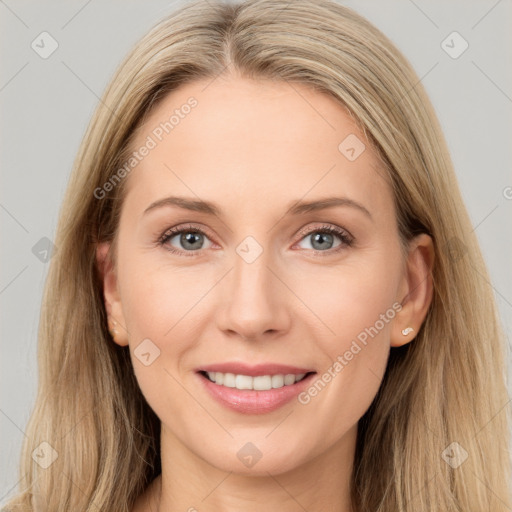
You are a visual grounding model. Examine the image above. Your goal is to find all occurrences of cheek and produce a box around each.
[293,292,395,454]
[293,250,401,421]
[295,250,400,355]
[120,257,213,342]
[117,257,217,405]
[118,267,195,432]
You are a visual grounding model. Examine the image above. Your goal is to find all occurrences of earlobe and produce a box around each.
[95,242,129,347]
[391,233,435,347]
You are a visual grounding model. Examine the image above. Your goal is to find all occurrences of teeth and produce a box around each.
[204,371,307,390]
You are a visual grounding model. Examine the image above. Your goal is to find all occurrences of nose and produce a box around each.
[216,245,292,342]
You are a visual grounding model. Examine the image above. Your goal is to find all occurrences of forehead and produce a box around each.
[122,75,393,220]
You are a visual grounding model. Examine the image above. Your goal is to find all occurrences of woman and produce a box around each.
[4,0,511,510]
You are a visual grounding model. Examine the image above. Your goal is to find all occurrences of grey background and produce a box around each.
[1,0,511,502]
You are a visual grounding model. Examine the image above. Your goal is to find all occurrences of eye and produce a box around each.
[295,224,354,254]
[157,223,354,257]
[158,224,213,256]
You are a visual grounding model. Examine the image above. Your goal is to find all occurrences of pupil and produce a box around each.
[182,232,202,249]
[312,232,332,250]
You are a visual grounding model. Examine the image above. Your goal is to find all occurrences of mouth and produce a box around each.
[198,370,315,391]
[195,367,317,414]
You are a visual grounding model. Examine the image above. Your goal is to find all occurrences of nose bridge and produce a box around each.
[218,237,290,339]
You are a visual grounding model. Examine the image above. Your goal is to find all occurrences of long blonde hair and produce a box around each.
[5,0,511,510]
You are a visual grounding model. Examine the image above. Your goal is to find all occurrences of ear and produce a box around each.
[390,233,435,347]
[96,242,129,347]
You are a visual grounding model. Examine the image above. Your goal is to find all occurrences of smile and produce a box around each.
[201,371,311,390]
[196,370,317,414]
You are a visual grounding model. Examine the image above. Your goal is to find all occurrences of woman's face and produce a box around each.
[98,74,430,475]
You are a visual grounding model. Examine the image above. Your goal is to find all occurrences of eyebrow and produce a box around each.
[143,195,372,220]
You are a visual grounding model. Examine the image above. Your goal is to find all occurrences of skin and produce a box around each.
[96,73,434,512]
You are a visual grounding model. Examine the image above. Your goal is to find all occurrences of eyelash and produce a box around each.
[157,223,354,257]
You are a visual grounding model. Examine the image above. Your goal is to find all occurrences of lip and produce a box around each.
[196,362,315,376]
[196,369,317,414]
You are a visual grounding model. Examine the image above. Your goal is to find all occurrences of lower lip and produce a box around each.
[197,371,316,414]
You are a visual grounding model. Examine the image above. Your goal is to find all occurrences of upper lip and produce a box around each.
[197,362,316,377]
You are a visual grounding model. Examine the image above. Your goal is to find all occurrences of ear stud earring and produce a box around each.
[401,327,414,336]
[109,319,118,338]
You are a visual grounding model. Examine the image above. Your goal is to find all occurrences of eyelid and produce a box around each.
[157,222,354,255]
[295,223,354,244]
[158,222,213,243]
